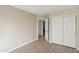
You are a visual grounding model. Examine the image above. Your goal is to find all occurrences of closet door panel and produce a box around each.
[63,16,76,48]
[52,16,63,45]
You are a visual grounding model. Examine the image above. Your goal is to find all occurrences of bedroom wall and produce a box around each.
[0,6,37,52]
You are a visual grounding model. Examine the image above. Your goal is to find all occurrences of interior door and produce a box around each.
[45,18,49,42]
[63,16,76,48]
[52,16,63,45]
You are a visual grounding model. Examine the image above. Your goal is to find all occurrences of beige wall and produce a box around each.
[49,8,79,50]
[0,6,37,52]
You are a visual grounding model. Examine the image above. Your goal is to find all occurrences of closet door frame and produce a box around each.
[52,15,77,48]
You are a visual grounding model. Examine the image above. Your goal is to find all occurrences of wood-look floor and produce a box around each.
[10,37,79,53]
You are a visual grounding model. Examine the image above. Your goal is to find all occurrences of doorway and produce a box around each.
[38,20,45,38]
[38,20,43,38]
[43,21,45,37]
[38,18,49,42]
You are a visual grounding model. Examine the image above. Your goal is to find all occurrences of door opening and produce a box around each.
[38,18,49,43]
[38,20,45,38]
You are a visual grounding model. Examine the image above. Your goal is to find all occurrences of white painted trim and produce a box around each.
[49,41,52,43]
[37,16,39,40]
[7,39,37,53]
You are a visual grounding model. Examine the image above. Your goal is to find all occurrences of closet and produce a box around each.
[52,15,76,48]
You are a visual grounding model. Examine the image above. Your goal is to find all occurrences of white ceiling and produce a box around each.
[11,5,79,16]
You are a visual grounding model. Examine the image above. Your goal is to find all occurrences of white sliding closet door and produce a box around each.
[52,16,63,45]
[63,16,76,48]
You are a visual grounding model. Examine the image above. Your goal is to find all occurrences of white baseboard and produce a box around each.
[49,41,52,43]
[7,39,37,53]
